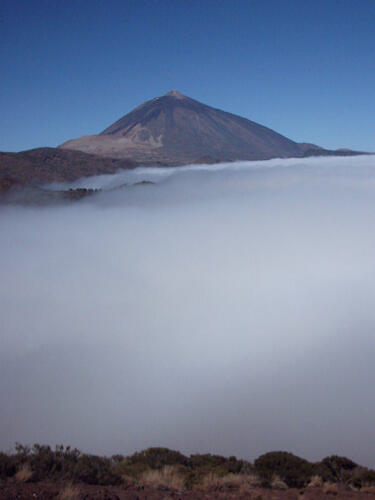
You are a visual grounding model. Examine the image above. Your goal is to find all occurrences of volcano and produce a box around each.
[60,90,346,165]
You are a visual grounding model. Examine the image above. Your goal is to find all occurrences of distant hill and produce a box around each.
[60,90,364,164]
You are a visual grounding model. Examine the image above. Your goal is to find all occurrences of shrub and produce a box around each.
[308,475,323,488]
[189,453,245,478]
[190,453,227,469]
[117,447,188,479]
[125,447,188,469]
[2,444,122,485]
[2,443,374,491]
[72,453,122,485]
[201,472,256,490]
[0,452,17,478]
[270,474,288,490]
[14,463,33,482]
[318,455,357,483]
[322,481,340,495]
[23,444,82,481]
[254,451,313,488]
[350,466,375,488]
[140,465,186,490]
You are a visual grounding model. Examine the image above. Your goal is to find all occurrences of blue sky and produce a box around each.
[1,0,374,152]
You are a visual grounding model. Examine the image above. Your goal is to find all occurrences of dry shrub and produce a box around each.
[202,472,239,489]
[120,474,137,487]
[140,465,185,490]
[238,473,263,495]
[322,482,339,495]
[14,463,32,482]
[240,473,262,489]
[201,472,261,491]
[307,475,323,488]
[270,474,288,490]
[57,482,81,500]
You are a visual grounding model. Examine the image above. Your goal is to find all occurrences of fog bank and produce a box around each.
[1,155,375,466]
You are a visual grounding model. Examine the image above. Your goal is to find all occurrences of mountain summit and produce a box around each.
[59,91,355,164]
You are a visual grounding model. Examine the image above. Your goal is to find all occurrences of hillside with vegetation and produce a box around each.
[1,444,375,499]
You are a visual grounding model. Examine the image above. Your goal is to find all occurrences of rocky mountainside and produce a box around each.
[61,90,359,165]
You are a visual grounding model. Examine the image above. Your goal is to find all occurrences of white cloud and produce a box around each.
[1,155,375,465]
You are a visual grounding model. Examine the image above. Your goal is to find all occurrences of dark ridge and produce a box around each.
[0,147,137,185]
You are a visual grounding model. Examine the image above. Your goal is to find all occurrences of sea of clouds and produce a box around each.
[1,155,375,465]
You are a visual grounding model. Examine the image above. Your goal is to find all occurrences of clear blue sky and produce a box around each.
[1,0,374,152]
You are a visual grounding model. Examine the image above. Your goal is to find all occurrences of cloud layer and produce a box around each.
[1,155,375,466]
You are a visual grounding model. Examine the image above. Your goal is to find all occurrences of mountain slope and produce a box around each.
[0,147,136,186]
[59,90,318,164]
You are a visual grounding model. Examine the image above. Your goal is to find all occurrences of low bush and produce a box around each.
[200,472,259,491]
[1,443,375,491]
[72,453,122,485]
[190,453,244,475]
[122,447,188,469]
[14,463,33,482]
[254,451,313,488]
[0,452,17,478]
[115,447,189,480]
[116,448,246,486]
[322,481,340,495]
[140,465,186,490]
[0,444,122,485]
[316,455,358,485]
[270,474,288,490]
[350,466,375,488]
[307,475,324,488]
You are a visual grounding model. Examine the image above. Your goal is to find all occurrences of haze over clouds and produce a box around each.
[1,156,375,466]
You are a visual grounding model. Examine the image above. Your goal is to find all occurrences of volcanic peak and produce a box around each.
[59,91,365,165]
[165,89,186,99]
